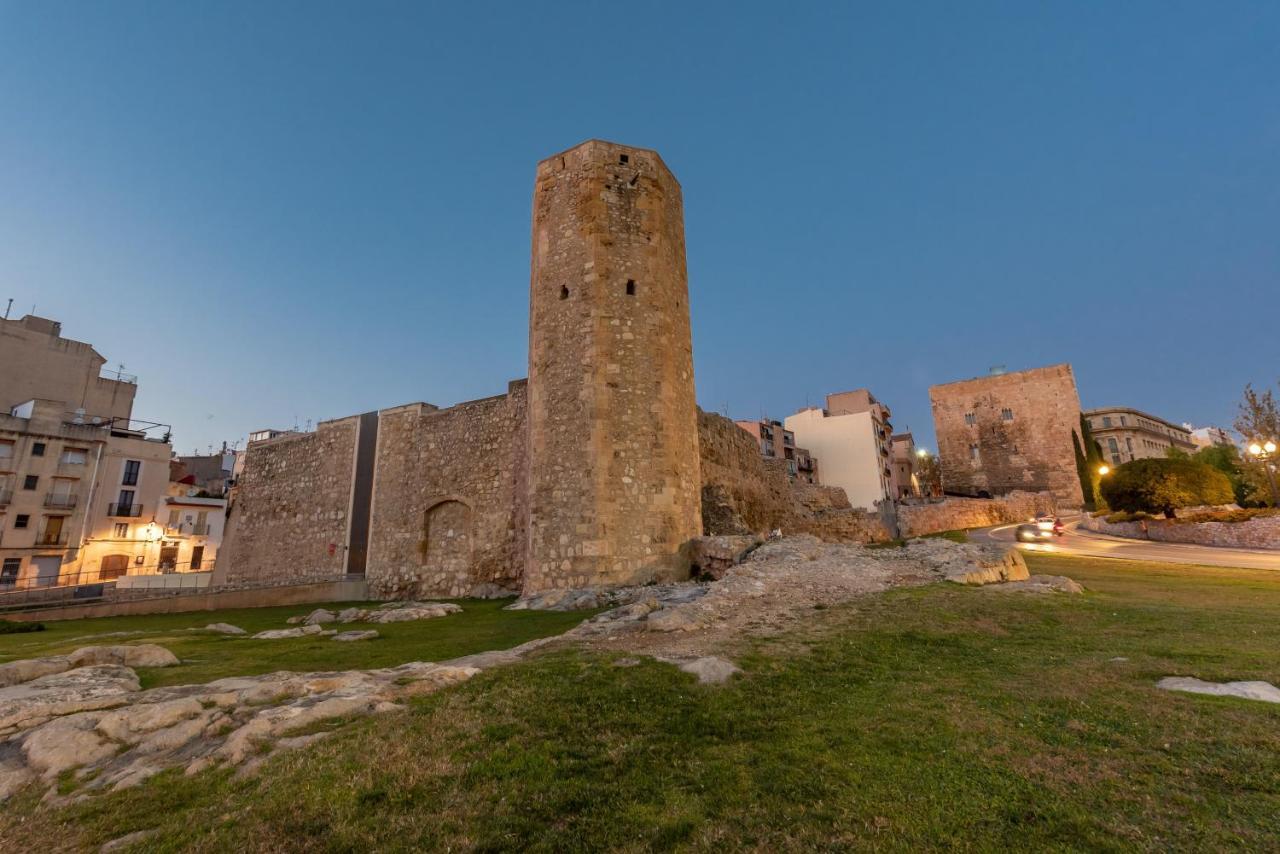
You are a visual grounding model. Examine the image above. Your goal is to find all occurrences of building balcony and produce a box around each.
[165,523,211,536]
[109,503,143,518]
[35,531,70,547]
[44,493,79,510]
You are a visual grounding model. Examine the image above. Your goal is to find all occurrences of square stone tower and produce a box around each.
[929,363,1084,506]
[524,140,702,593]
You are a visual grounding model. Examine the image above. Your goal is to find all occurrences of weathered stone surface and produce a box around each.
[0,655,489,803]
[332,630,379,642]
[67,645,180,669]
[675,657,740,684]
[336,607,363,623]
[903,539,1029,585]
[253,625,326,640]
[99,829,158,852]
[364,602,462,623]
[646,608,703,633]
[202,623,248,636]
[1156,677,1280,704]
[0,758,35,801]
[303,609,336,625]
[96,698,204,744]
[0,666,139,734]
[0,656,72,689]
[991,575,1084,594]
[22,715,116,778]
[690,535,763,580]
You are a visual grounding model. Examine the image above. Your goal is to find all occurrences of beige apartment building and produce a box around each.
[0,315,174,591]
[0,400,170,588]
[0,314,137,422]
[733,419,819,483]
[784,389,895,511]
[1085,407,1197,466]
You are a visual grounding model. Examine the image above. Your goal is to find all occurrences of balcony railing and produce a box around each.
[109,503,143,518]
[0,489,12,506]
[44,493,79,509]
[35,532,70,546]
[164,523,211,536]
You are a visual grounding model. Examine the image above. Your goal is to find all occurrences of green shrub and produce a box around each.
[1099,458,1235,519]
[1104,511,1153,523]
[0,620,45,634]
[1174,507,1280,525]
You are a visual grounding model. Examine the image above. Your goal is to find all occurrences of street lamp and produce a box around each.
[1246,440,1279,507]
[1097,465,1110,476]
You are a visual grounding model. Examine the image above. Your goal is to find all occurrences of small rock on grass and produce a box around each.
[303,609,336,626]
[1157,676,1280,704]
[675,657,740,685]
[252,625,327,640]
[332,630,379,642]
[201,623,247,636]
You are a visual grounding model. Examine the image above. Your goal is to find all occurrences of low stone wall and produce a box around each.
[2,578,371,623]
[1079,514,1280,550]
[897,491,1056,539]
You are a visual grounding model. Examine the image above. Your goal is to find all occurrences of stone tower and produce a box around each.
[524,140,702,593]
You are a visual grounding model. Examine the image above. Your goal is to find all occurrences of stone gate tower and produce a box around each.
[524,140,702,593]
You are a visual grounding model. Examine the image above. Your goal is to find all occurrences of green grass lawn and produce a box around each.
[3,553,1279,851]
[0,599,593,689]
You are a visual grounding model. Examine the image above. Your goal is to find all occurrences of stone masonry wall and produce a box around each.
[366,381,528,599]
[216,418,358,586]
[698,410,894,543]
[525,140,703,592]
[1079,513,1280,550]
[930,364,1084,507]
[897,491,1057,539]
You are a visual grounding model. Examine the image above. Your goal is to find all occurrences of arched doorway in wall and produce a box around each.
[421,498,473,590]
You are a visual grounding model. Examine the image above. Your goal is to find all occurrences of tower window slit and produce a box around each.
[625,280,636,296]
[560,285,569,300]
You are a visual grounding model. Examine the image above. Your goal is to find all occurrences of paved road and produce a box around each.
[972,518,1280,571]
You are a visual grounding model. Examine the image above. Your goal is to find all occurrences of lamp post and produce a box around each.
[1247,440,1279,507]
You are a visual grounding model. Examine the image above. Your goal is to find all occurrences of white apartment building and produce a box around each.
[785,389,895,511]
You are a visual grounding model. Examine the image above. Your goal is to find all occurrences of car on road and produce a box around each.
[1016,515,1063,543]
[1015,522,1054,543]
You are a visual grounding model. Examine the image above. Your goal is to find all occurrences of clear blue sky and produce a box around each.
[3,2,1277,455]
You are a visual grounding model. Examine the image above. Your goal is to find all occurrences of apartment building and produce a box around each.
[784,389,894,511]
[1186,425,1234,450]
[1085,407,1197,465]
[733,419,819,483]
[0,315,174,590]
[0,314,137,422]
[0,400,170,587]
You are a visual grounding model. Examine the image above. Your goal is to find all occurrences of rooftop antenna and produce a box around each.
[3,299,11,320]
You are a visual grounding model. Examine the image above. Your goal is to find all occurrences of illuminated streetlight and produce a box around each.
[1246,439,1279,507]
[916,448,929,458]
[1097,465,1110,476]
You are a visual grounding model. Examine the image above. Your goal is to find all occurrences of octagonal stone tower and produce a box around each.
[524,140,702,593]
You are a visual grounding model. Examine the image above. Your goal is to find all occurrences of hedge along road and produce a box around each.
[973,517,1280,571]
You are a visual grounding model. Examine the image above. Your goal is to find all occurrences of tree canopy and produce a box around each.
[1099,458,1234,518]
